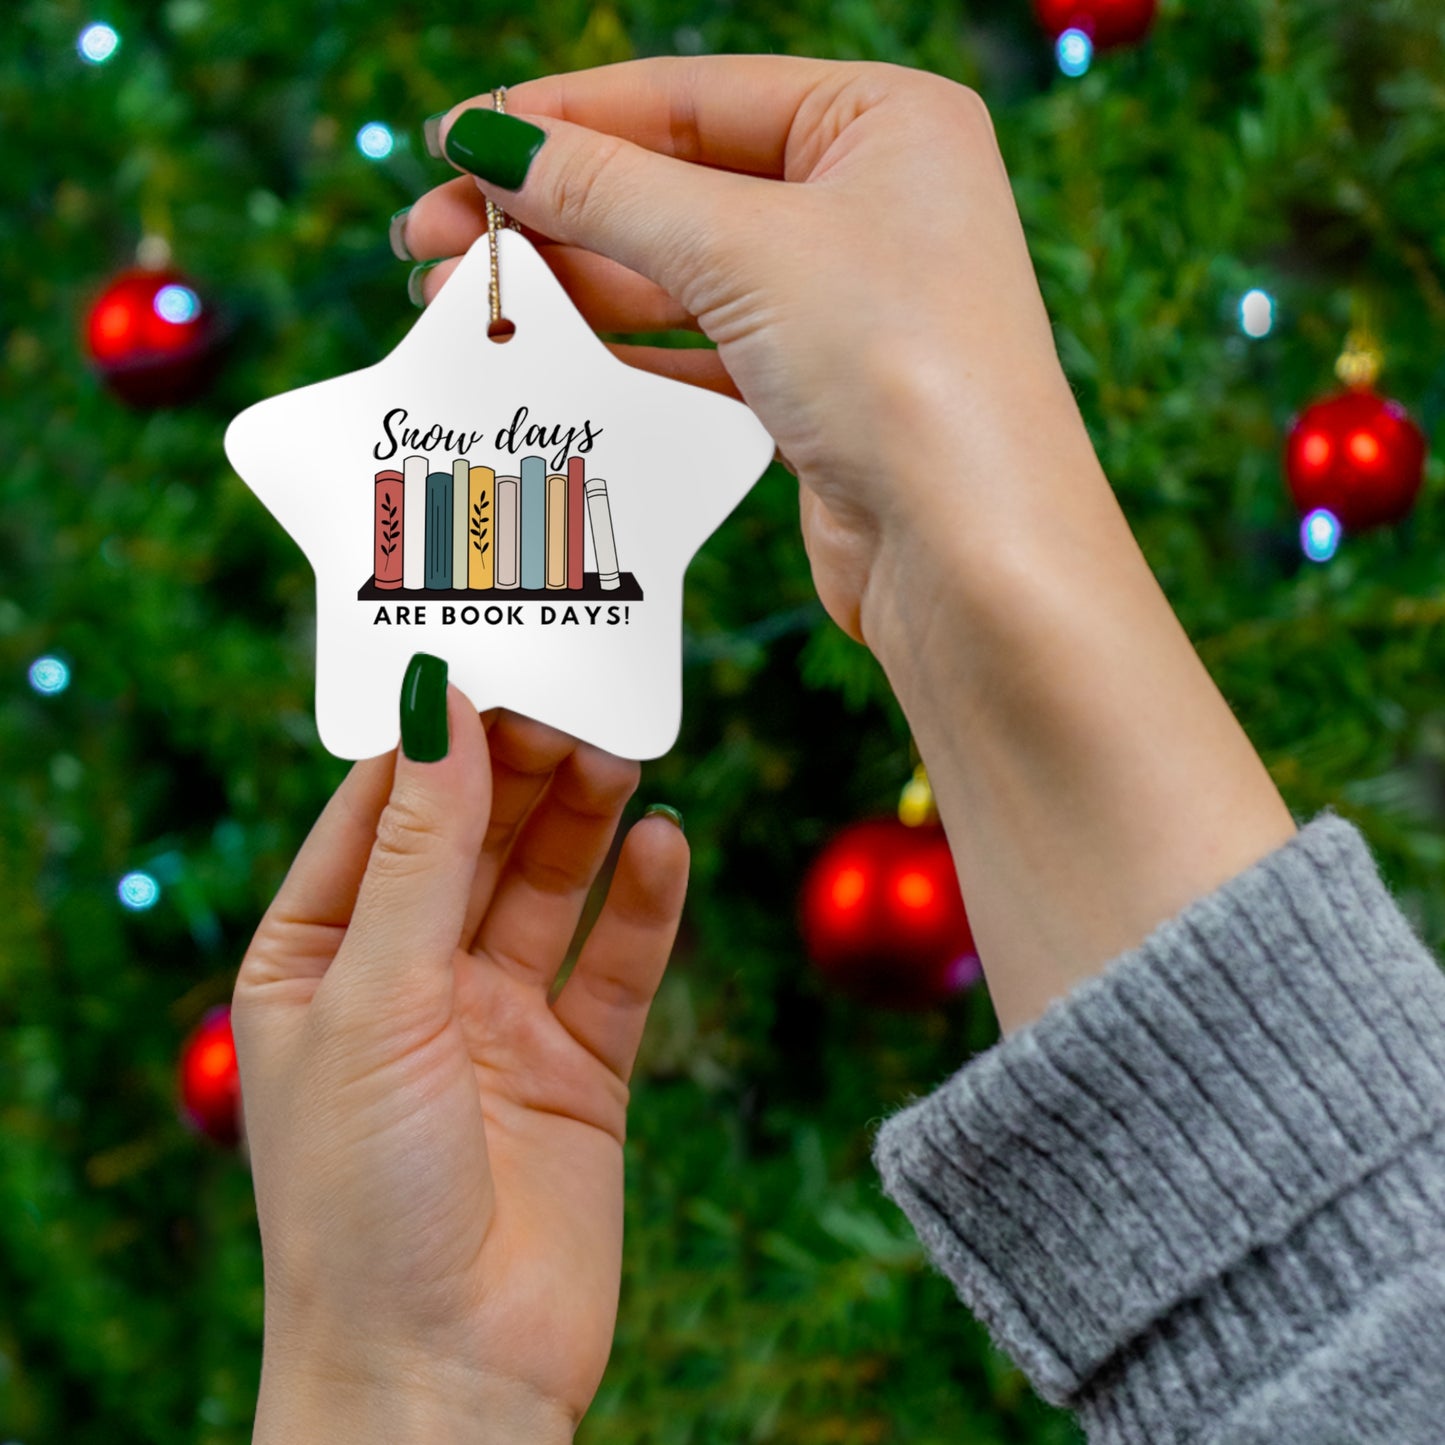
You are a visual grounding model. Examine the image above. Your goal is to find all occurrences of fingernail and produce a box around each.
[644,803,684,835]
[388,206,413,262]
[400,652,449,762]
[443,107,546,191]
[423,112,447,159]
[407,259,442,308]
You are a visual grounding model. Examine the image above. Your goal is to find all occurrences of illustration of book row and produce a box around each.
[371,454,623,593]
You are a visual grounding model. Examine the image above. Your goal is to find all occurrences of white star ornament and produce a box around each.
[224,228,775,761]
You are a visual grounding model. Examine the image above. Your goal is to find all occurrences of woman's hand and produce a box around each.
[400,56,1084,647]
[233,663,688,1443]
[401,60,1295,1033]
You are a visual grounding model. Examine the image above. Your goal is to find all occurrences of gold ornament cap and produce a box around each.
[1335,322,1382,391]
[898,763,938,827]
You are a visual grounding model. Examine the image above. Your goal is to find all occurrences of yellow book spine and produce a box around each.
[546,474,567,589]
[468,466,496,589]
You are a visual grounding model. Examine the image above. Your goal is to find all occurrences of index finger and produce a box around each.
[483,55,848,180]
[237,751,395,991]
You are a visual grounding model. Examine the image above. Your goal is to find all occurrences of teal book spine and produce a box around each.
[425,470,453,589]
[520,454,545,590]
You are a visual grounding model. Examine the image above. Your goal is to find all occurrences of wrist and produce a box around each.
[853,364,1294,1031]
[856,358,1121,693]
[254,1344,575,1445]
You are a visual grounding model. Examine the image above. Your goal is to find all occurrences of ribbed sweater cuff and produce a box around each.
[870,814,1445,1420]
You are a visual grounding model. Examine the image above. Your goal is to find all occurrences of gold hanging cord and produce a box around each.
[485,87,518,338]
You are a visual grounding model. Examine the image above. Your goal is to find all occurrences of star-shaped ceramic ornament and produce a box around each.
[224,227,776,761]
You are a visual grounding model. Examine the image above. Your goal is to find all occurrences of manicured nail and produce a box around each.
[443,107,546,191]
[644,803,684,835]
[407,259,442,308]
[422,112,446,159]
[388,206,413,262]
[400,652,449,762]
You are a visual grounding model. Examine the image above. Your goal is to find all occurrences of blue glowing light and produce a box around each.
[28,657,70,695]
[1301,508,1342,563]
[153,284,201,324]
[356,122,395,160]
[1240,288,1275,338]
[118,871,161,911]
[78,22,120,64]
[1056,28,1093,77]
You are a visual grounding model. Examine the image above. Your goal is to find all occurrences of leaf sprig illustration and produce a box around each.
[470,496,491,557]
[380,494,401,557]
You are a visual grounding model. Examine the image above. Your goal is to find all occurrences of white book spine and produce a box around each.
[495,476,520,589]
[452,459,469,590]
[585,478,621,590]
[402,454,427,591]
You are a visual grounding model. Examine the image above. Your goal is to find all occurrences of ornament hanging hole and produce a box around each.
[487,317,516,344]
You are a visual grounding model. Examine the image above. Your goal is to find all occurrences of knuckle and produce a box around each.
[370,790,449,873]
[857,59,912,88]
[666,85,705,165]
[579,748,641,805]
[581,965,656,1016]
[515,848,584,897]
[877,62,995,134]
[658,212,739,315]
[953,82,998,139]
[551,133,627,235]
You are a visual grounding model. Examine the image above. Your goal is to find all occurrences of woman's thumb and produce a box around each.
[437,102,762,313]
[328,654,491,1017]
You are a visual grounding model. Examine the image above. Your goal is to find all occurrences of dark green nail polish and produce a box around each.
[407,259,442,308]
[644,803,684,835]
[422,112,446,159]
[400,652,449,761]
[443,107,546,191]
[388,206,413,262]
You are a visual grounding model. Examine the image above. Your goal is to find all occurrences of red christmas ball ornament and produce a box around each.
[1034,0,1157,49]
[1285,388,1427,533]
[800,817,981,1010]
[85,267,220,407]
[178,1005,242,1148]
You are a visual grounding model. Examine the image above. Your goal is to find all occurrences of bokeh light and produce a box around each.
[829,865,867,910]
[1057,28,1093,77]
[895,870,936,911]
[1239,288,1274,338]
[118,871,161,911]
[1299,431,1331,471]
[1301,508,1342,563]
[356,122,395,159]
[153,284,201,324]
[28,657,70,695]
[78,22,120,64]
[946,952,984,992]
[1348,430,1381,466]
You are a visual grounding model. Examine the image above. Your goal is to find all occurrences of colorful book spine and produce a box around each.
[468,466,495,589]
[520,455,546,589]
[402,454,427,589]
[566,457,585,590]
[585,477,621,591]
[452,459,469,591]
[425,470,453,589]
[373,470,404,589]
[495,475,520,589]
[546,474,567,588]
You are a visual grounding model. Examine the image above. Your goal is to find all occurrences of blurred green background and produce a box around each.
[3,0,1444,1440]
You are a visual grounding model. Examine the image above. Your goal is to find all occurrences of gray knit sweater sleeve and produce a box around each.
[870,813,1445,1443]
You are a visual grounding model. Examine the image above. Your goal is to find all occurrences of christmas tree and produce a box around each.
[3,1,1442,1441]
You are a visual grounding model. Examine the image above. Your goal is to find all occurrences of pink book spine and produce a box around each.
[374,470,404,588]
[566,456,585,590]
